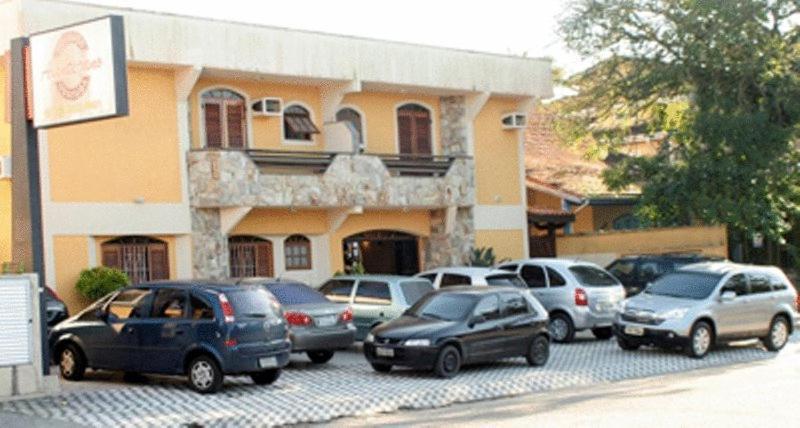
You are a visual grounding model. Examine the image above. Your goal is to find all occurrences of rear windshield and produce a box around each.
[486,274,526,288]
[400,281,434,305]
[569,266,620,287]
[407,293,476,321]
[226,288,280,318]
[266,283,329,305]
[645,272,723,300]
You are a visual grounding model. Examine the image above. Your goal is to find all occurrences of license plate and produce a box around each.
[316,315,337,327]
[375,347,394,358]
[259,356,278,368]
[624,326,645,336]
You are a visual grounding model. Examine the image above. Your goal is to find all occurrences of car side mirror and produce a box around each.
[469,314,486,327]
[95,308,109,321]
[720,291,736,302]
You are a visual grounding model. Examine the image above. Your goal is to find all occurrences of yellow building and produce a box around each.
[0,0,552,312]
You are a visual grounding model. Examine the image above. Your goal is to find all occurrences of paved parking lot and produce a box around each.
[2,333,797,427]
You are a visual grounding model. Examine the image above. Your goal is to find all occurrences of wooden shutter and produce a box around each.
[225,101,246,148]
[397,112,414,155]
[101,245,122,269]
[255,241,274,277]
[204,102,223,148]
[147,243,169,280]
[414,112,432,155]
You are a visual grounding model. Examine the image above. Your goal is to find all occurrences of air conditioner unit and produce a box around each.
[0,156,10,180]
[251,97,283,117]
[502,112,527,130]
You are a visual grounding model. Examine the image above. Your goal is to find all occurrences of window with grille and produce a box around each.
[101,236,169,284]
[202,89,247,148]
[284,235,312,270]
[283,104,320,141]
[229,236,273,278]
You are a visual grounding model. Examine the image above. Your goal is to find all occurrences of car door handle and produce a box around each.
[124,326,135,334]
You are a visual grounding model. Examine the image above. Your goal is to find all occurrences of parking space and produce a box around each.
[2,333,796,427]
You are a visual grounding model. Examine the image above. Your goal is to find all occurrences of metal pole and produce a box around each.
[10,37,49,376]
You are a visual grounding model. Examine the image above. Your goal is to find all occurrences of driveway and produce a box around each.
[1,333,796,427]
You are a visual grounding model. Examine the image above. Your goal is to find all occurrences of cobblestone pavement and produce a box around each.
[2,333,797,427]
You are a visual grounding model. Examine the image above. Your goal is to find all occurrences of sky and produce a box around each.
[75,0,586,76]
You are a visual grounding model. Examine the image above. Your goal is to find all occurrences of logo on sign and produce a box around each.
[44,31,102,101]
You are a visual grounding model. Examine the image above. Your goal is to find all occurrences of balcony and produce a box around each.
[187,149,474,209]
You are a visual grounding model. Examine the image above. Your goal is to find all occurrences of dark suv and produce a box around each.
[49,281,291,393]
[607,254,722,296]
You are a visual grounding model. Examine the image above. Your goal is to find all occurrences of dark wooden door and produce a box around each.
[229,238,273,278]
[102,237,169,284]
[397,104,432,156]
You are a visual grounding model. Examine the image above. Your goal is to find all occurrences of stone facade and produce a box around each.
[439,96,468,155]
[191,208,228,279]
[425,207,475,268]
[188,151,474,209]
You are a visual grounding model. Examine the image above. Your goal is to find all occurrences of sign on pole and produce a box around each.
[28,15,128,129]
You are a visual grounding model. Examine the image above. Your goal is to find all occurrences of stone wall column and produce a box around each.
[425,206,474,269]
[439,96,468,155]
[191,208,229,279]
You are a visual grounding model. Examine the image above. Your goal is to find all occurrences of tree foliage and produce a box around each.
[558,0,800,239]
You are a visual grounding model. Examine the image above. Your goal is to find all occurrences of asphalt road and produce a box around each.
[336,339,800,427]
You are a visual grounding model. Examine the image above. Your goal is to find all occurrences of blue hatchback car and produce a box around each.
[49,281,291,393]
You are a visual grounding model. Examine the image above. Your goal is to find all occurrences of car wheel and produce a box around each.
[188,355,223,393]
[762,315,790,352]
[616,336,640,351]
[526,335,550,367]
[687,321,714,359]
[58,343,86,381]
[549,313,575,343]
[307,350,335,364]
[433,345,461,379]
[250,369,281,385]
[370,363,392,373]
[591,327,614,340]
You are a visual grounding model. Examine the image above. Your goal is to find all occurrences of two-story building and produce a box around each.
[0,0,552,312]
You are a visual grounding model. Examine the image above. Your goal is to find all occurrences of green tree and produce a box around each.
[558,0,800,243]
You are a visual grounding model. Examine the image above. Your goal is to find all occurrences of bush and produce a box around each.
[76,267,129,300]
[469,247,497,267]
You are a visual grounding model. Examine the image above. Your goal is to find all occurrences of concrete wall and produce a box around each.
[557,225,728,266]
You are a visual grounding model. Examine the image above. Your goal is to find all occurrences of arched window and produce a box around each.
[201,89,247,148]
[336,107,364,147]
[397,103,432,156]
[229,236,273,278]
[101,236,169,284]
[284,235,312,270]
[283,104,320,141]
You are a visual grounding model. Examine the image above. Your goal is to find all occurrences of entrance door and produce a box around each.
[343,230,419,275]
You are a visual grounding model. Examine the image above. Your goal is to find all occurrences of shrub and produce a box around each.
[76,267,129,300]
[469,247,499,267]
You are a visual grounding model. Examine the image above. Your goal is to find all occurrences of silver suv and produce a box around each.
[614,262,800,358]
[497,259,626,343]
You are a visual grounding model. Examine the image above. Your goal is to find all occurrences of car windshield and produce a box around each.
[266,283,329,305]
[569,266,620,287]
[400,281,434,305]
[407,293,477,321]
[226,288,280,318]
[485,274,525,288]
[644,271,723,300]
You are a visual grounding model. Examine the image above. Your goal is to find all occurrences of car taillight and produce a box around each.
[218,293,235,323]
[340,307,353,323]
[575,288,588,306]
[796,294,800,311]
[284,311,312,326]
[224,338,237,347]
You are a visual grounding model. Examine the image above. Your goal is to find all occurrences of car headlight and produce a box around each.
[658,308,689,320]
[404,338,431,347]
[365,333,374,343]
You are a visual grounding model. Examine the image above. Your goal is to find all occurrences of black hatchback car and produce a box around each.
[364,287,550,378]
[607,254,723,296]
[49,281,291,393]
